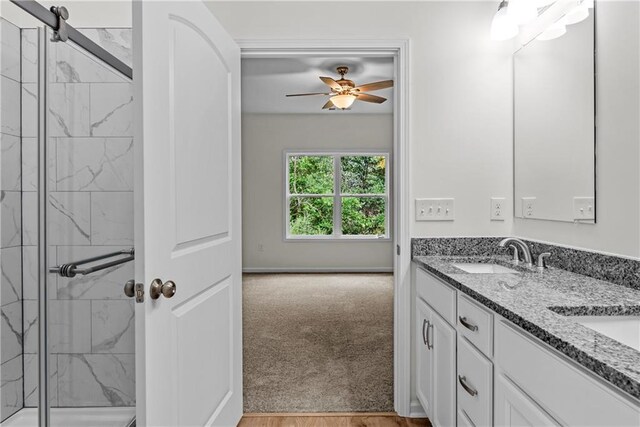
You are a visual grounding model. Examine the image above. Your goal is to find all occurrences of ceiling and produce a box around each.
[241,57,394,114]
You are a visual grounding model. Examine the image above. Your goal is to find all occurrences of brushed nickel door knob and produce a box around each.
[150,278,177,300]
[124,279,136,298]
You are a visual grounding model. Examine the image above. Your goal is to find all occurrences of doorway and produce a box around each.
[239,41,411,415]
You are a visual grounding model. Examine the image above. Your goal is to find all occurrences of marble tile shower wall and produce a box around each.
[20,28,135,409]
[1,18,24,422]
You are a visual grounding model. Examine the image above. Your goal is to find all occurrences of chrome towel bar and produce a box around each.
[50,248,134,278]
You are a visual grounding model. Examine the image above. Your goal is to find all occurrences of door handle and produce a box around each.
[422,319,428,346]
[426,321,433,350]
[124,279,144,303]
[458,375,478,397]
[150,278,177,300]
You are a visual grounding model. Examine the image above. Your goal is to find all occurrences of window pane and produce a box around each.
[289,197,334,235]
[341,197,386,236]
[341,156,386,194]
[288,155,334,194]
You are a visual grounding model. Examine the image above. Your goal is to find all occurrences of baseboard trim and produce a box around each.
[242,267,394,273]
[242,412,399,418]
[409,399,427,418]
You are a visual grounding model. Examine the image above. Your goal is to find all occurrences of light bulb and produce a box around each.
[508,0,538,25]
[536,21,567,41]
[330,94,356,109]
[491,1,519,41]
[564,5,589,25]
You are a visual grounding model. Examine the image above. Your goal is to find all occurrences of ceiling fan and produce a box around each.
[286,66,394,110]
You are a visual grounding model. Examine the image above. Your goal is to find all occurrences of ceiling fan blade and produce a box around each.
[354,79,394,92]
[322,99,335,110]
[286,92,331,97]
[319,76,342,91]
[356,93,387,104]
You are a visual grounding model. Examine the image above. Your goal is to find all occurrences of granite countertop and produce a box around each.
[412,255,640,400]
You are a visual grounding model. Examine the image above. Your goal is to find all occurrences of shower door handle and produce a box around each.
[150,278,177,300]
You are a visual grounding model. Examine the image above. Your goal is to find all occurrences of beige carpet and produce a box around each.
[243,273,394,413]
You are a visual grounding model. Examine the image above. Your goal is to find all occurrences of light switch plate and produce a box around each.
[416,198,455,221]
[490,197,506,221]
[573,197,595,220]
[521,197,536,218]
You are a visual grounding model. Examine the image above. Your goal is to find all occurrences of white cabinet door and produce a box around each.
[495,372,559,427]
[431,309,457,427]
[416,298,433,416]
[133,1,242,426]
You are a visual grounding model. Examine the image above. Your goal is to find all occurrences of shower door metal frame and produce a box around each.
[9,0,132,79]
[36,26,50,427]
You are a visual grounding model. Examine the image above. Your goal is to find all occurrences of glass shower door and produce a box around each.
[41,26,135,427]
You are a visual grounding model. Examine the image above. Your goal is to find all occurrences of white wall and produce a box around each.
[513,1,640,258]
[242,113,394,271]
[208,0,515,242]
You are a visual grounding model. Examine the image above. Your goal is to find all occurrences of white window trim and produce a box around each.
[284,150,391,241]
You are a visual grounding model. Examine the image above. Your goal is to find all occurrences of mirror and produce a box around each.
[514,12,595,223]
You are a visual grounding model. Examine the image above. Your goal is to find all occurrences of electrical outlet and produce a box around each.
[491,197,506,221]
[521,197,536,218]
[573,197,595,221]
[416,198,455,221]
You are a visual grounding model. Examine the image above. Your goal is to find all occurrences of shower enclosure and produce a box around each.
[1,3,135,426]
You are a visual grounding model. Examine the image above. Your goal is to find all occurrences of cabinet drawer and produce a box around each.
[457,294,493,357]
[416,267,456,325]
[457,336,493,427]
[495,320,640,426]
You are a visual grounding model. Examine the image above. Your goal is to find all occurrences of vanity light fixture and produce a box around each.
[491,0,519,41]
[535,0,592,41]
[508,0,538,25]
[563,4,589,25]
[330,94,356,110]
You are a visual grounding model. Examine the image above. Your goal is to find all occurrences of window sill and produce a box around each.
[284,236,392,243]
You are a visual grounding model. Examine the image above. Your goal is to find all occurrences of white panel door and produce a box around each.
[133,1,242,426]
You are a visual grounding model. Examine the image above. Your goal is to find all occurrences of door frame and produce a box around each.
[238,39,412,416]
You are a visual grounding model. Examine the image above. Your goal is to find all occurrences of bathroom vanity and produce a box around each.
[411,240,640,426]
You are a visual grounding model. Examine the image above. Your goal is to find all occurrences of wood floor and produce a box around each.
[238,413,432,427]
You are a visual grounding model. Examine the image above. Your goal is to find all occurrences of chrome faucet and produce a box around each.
[499,238,533,267]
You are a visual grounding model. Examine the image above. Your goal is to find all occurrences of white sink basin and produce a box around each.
[570,316,640,351]
[453,263,518,274]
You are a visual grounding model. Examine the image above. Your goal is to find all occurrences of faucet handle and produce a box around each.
[508,244,519,264]
[536,252,551,269]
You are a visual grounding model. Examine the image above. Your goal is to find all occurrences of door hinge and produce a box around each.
[397,245,401,256]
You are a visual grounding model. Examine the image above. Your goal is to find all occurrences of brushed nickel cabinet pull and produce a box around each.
[426,321,433,349]
[459,316,479,332]
[422,319,428,346]
[458,375,478,397]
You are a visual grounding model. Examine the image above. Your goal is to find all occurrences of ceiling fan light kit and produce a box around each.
[286,66,394,110]
[331,94,357,109]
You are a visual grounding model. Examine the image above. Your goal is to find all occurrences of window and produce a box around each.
[286,152,389,240]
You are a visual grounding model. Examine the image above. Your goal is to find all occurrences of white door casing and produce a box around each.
[133,1,242,426]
